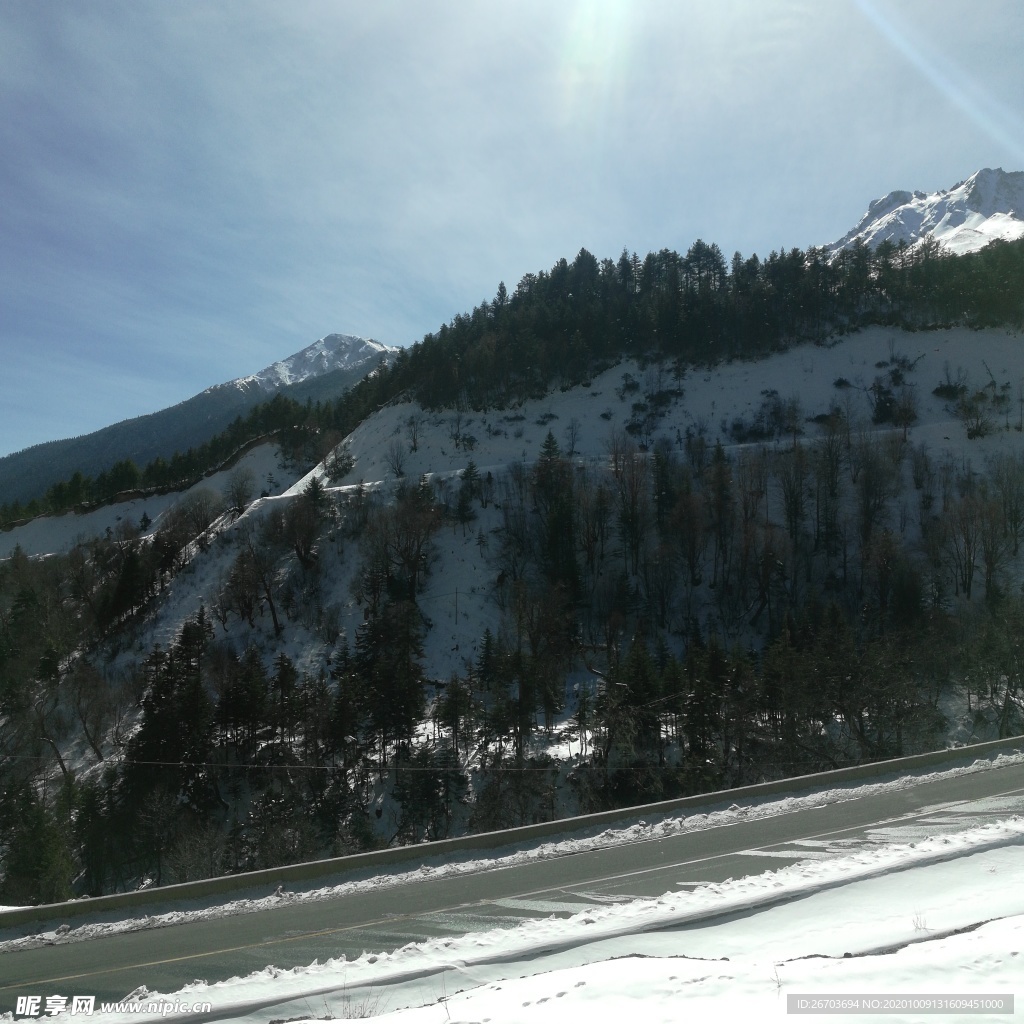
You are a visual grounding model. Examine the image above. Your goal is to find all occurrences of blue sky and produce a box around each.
[2,1,1023,458]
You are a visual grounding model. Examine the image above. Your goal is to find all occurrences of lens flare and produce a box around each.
[854,0,1024,167]
[557,1,633,130]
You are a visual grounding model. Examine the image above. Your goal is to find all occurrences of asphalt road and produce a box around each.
[3,760,1024,1007]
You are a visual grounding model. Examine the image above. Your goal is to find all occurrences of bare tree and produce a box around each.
[103,666,143,752]
[355,511,391,616]
[911,441,933,490]
[357,481,442,605]
[778,394,804,447]
[564,417,582,458]
[69,660,111,761]
[956,391,994,439]
[862,528,901,627]
[736,447,769,528]
[883,429,907,473]
[615,443,651,575]
[448,409,464,449]
[855,438,897,544]
[978,490,1010,601]
[776,443,808,543]
[813,428,843,556]
[672,479,708,588]
[892,385,918,440]
[751,522,790,634]
[814,414,844,501]
[606,428,627,478]
[706,442,735,586]
[225,467,255,515]
[166,821,225,884]
[66,546,101,623]
[240,521,283,634]
[641,541,676,628]
[946,494,980,599]
[386,482,442,599]
[33,687,72,783]
[406,414,423,453]
[576,467,612,574]
[159,488,222,564]
[684,419,710,478]
[385,438,407,477]
[992,452,1024,555]
[182,488,222,542]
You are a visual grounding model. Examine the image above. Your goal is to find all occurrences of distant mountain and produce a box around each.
[828,167,1024,257]
[229,334,392,393]
[0,334,396,506]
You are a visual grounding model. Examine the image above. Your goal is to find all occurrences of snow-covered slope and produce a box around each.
[225,334,396,394]
[828,167,1024,257]
[0,442,291,559]
[62,322,1019,700]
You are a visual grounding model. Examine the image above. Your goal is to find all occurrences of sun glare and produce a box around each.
[557,1,633,128]
[855,0,1024,167]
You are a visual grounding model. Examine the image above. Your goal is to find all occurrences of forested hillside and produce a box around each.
[6,234,1021,527]
[2,235,1024,905]
[391,234,1024,407]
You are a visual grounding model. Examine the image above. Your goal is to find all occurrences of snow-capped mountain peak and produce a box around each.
[828,167,1024,257]
[230,334,396,393]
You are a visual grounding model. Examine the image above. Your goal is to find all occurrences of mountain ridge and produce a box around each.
[216,334,394,395]
[827,167,1024,256]
[0,334,393,506]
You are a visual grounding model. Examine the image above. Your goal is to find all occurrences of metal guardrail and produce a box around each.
[2,733,1021,931]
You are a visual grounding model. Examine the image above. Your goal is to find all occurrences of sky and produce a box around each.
[2,0,1024,458]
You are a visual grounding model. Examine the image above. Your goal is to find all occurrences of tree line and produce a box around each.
[6,235,1023,531]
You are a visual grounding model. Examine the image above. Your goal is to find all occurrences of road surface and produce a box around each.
[3,760,1024,1006]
